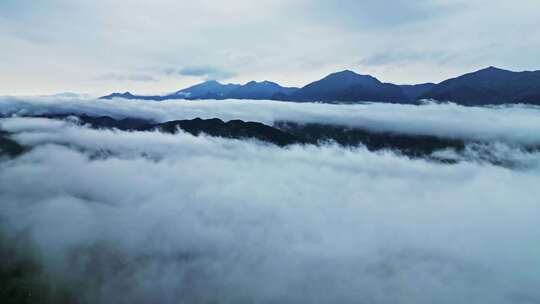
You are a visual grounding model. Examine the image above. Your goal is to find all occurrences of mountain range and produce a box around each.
[4,114,466,160]
[5,113,539,166]
[101,67,540,106]
[103,80,298,101]
[418,66,540,105]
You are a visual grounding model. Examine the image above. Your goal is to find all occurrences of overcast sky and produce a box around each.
[1,0,539,95]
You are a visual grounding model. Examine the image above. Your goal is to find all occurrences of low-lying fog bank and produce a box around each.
[2,96,540,145]
[1,97,540,304]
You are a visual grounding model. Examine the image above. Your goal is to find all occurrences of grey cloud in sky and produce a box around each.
[293,0,463,29]
[357,50,459,70]
[95,73,159,82]
[0,0,539,94]
[176,66,236,80]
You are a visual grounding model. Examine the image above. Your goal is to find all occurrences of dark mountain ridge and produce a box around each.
[0,130,25,157]
[100,92,169,101]
[101,80,298,101]
[226,81,298,100]
[33,114,469,158]
[4,113,539,166]
[283,70,411,103]
[171,80,241,99]
[420,66,540,105]
[101,67,540,106]
[399,83,436,101]
[2,114,475,160]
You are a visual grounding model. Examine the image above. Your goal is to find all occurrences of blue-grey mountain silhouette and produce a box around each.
[102,80,297,101]
[226,81,298,99]
[171,80,241,99]
[399,83,436,101]
[420,67,540,105]
[101,67,540,105]
[283,70,411,103]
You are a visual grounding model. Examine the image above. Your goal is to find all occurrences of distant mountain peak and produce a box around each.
[100,91,165,101]
[327,70,359,77]
[324,70,380,82]
[287,70,406,103]
[474,66,511,75]
[331,69,356,75]
[420,66,540,105]
[172,79,240,98]
[101,91,134,99]
[100,66,540,106]
[194,80,224,87]
[343,69,358,74]
[202,79,221,84]
[244,80,280,87]
[244,80,270,84]
[330,69,374,77]
[485,66,505,71]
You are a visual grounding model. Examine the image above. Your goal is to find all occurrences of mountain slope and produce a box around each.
[100,67,540,105]
[27,114,469,161]
[399,83,436,101]
[226,81,298,99]
[170,80,241,99]
[100,92,169,101]
[287,70,411,103]
[421,67,540,105]
[101,80,297,101]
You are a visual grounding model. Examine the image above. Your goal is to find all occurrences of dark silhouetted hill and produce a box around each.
[100,92,169,101]
[170,80,241,99]
[102,80,298,101]
[32,114,469,160]
[420,67,540,105]
[226,81,298,100]
[285,70,411,103]
[0,131,25,157]
[100,67,540,105]
[399,83,436,101]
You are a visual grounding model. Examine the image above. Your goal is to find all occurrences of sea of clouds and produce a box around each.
[2,95,540,145]
[1,96,540,303]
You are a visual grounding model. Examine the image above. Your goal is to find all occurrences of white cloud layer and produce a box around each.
[1,114,540,303]
[2,96,540,145]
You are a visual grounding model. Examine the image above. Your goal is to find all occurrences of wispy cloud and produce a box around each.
[1,115,539,303]
[174,66,235,80]
[2,97,540,146]
[94,73,159,82]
